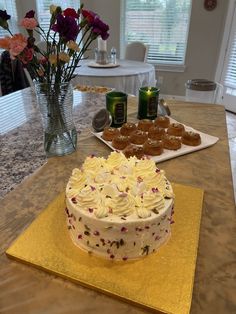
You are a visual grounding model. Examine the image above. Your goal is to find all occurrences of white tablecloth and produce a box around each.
[73,60,156,96]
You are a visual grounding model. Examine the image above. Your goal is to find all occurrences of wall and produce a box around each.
[85,0,120,55]
[15,0,229,96]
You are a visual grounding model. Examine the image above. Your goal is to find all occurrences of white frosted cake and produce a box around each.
[65,152,175,261]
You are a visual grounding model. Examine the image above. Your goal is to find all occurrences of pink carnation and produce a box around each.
[20,17,38,30]
[9,34,27,59]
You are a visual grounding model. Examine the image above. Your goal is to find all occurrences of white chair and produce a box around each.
[125,42,149,62]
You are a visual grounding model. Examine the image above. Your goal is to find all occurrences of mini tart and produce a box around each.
[122,144,144,159]
[143,139,163,156]
[162,134,182,150]
[130,129,148,145]
[167,123,185,136]
[181,131,201,146]
[102,127,120,141]
[112,134,130,150]
[148,126,166,140]
[154,116,170,128]
[120,122,137,136]
[137,119,153,132]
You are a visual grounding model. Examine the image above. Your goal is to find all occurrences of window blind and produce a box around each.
[36,0,79,39]
[0,0,18,38]
[224,28,236,89]
[122,0,191,65]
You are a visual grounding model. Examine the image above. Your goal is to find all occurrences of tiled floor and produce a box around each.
[226,110,236,202]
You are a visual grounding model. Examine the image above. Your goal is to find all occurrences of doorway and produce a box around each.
[216,0,236,113]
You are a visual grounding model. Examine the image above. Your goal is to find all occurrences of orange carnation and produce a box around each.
[9,33,27,59]
[0,37,11,50]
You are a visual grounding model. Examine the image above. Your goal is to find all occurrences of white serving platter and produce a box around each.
[88,62,120,68]
[74,85,113,94]
[92,117,219,163]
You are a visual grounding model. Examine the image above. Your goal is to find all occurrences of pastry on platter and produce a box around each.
[167,123,185,136]
[120,122,137,136]
[122,144,144,159]
[162,134,182,150]
[181,131,201,146]
[112,134,130,150]
[143,139,164,156]
[137,119,153,132]
[154,116,170,128]
[148,126,166,140]
[130,130,148,145]
[102,127,120,141]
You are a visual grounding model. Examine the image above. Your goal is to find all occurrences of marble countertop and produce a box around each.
[0,89,236,314]
[0,88,109,198]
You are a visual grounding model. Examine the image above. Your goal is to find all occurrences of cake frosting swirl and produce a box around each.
[66,152,175,261]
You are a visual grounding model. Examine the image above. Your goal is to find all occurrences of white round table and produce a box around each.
[73,59,156,96]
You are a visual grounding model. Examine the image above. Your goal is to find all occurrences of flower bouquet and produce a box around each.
[0,5,109,157]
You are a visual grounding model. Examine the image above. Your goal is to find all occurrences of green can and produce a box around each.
[106,91,127,127]
[138,87,159,120]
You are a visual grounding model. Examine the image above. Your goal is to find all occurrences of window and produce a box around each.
[121,0,192,68]
[224,26,236,90]
[0,0,18,39]
[36,0,79,39]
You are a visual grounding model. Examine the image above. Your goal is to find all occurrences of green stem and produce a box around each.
[43,83,76,153]
[65,31,97,82]
[63,27,91,81]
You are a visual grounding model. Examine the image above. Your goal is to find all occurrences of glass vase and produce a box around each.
[35,82,77,157]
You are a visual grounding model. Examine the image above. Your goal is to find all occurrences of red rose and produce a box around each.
[63,8,78,18]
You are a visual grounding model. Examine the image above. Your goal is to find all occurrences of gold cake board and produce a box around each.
[6,183,204,314]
